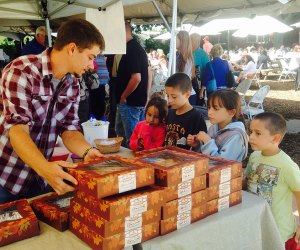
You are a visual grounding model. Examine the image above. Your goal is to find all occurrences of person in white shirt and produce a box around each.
[235,55,256,83]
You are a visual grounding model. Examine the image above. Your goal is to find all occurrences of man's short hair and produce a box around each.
[36,26,46,36]
[253,112,286,136]
[165,73,191,93]
[53,19,105,52]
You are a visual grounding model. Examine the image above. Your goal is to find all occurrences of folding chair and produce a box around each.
[242,85,270,120]
[249,64,263,88]
[278,59,297,82]
[235,78,252,106]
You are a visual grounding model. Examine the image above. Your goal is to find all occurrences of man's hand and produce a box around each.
[39,161,78,195]
[120,94,127,103]
[84,148,103,161]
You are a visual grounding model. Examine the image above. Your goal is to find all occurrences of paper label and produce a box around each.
[177,212,191,229]
[125,214,143,232]
[182,164,195,182]
[0,210,22,223]
[124,227,142,247]
[178,180,192,198]
[118,172,136,193]
[178,195,192,214]
[219,182,231,197]
[220,168,231,183]
[218,196,230,212]
[130,195,147,216]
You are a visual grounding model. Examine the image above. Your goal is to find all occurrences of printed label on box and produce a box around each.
[0,209,22,223]
[218,196,230,212]
[130,195,148,216]
[182,165,195,182]
[219,182,231,197]
[220,168,231,183]
[124,227,142,247]
[118,172,137,193]
[53,197,72,208]
[177,212,191,229]
[125,214,143,232]
[178,195,192,214]
[178,180,192,198]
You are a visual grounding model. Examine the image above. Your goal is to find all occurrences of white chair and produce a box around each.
[235,78,252,106]
[242,85,270,120]
[249,64,263,88]
[278,59,297,82]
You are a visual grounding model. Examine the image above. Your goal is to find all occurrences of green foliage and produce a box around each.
[133,24,164,34]
[144,38,170,55]
[0,37,17,57]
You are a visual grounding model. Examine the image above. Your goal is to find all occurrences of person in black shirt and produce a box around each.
[165,73,207,150]
[115,21,148,147]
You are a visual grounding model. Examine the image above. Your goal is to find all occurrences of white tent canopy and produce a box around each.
[232,16,293,37]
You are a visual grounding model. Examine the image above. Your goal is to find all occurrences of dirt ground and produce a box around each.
[243,78,300,166]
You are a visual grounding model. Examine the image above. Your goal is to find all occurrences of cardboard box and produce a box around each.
[133,150,208,187]
[164,175,206,202]
[207,190,242,216]
[70,199,161,237]
[0,199,40,247]
[70,216,159,250]
[31,192,74,231]
[162,189,207,219]
[75,186,165,221]
[160,203,207,235]
[207,177,242,201]
[207,157,242,187]
[68,156,154,199]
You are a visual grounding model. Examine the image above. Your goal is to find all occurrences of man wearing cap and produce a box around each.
[203,35,213,55]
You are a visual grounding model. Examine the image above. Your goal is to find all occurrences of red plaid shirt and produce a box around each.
[0,49,81,195]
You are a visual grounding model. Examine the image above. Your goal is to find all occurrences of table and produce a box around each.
[2,192,284,250]
[135,191,284,250]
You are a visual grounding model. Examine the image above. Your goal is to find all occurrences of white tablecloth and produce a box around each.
[134,191,284,250]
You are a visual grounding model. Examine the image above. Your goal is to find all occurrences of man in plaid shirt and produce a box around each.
[0,19,105,203]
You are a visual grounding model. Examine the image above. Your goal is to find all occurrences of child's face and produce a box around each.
[165,86,190,110]
[208,99,235,127]
[249,119,279,152]
[145,106,160,126]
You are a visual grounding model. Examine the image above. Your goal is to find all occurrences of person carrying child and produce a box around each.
[244,112,300,250]
[129,96,167,151]
[165,73,207,150]
[187,89,248,161]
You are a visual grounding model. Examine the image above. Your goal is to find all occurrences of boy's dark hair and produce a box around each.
[165,73,191,93]
[208,89,241,120]
[253,112,286,136]
[54,19,105,52]
[145,96,168,123]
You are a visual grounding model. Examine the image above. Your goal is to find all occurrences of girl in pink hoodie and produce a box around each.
[130,96,167,151]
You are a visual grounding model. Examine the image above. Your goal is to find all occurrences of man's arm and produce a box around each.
[61,130,102,160]
[9,124,78,195]
[293,191,300,245]
[120,73,141,103]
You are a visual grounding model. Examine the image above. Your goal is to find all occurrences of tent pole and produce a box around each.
[152,0,171,32]
[168,0,177,76]
[227,30,230,52]
[45,17,52,47]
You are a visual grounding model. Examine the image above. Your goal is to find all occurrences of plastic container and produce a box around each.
[81,119,109,146]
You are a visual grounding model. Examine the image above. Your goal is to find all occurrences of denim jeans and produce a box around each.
[115,103,145,147]
[0,182,52,204]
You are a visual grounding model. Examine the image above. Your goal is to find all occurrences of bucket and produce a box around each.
[82,120,109,146]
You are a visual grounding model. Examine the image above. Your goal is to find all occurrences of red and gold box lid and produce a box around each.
[133,149,208,187]
[0,199,40,247]
[206,156,242,187]
[70,216,159,250]
[75,185,165,221]
[207,177,242,201]
[31,192,74,231]
[164,175,206,203]
[207,190,242,216]
[160,203,207,236]
[68,156,154,199]
[70,199,160,238]
[162,189,207,219]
